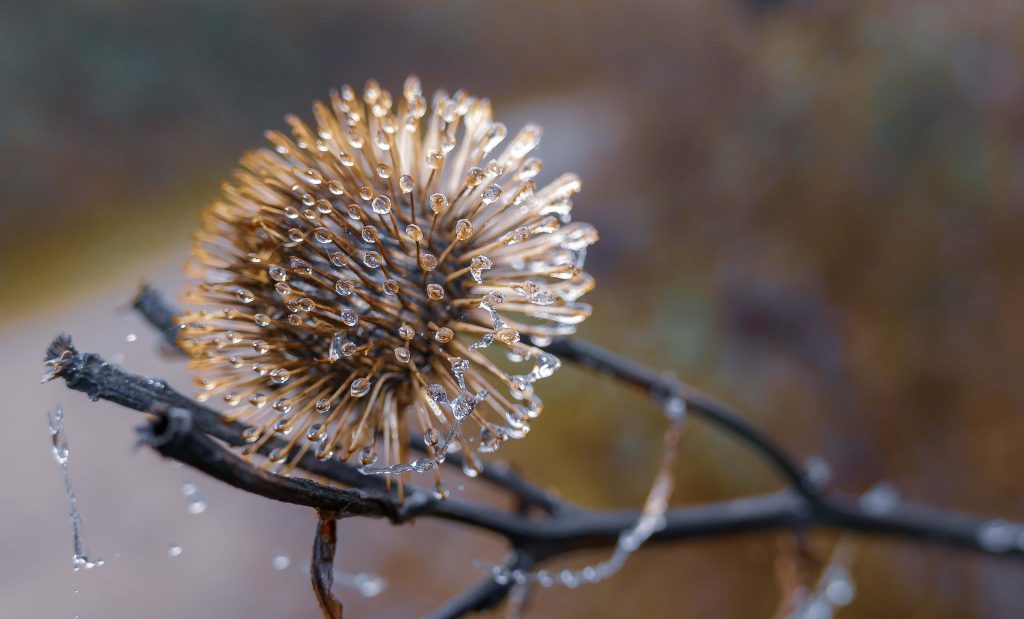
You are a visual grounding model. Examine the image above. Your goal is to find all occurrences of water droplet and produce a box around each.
[398,324,416,340]
[335,279,354,297]
[399,175,415,194]
[405,224,423,242]
[351,378,371,397]
[426,284,445,300]
[371,195,391,215]
[665,397,686,421]
[313,227,333,244]
[423,429,440,447]
[394,347,411,363]
[363,252,382,269]
[289,257,312,274]
[287,228,306,243]
[860,482,900,515]
[327,333,345,362]
[307,424,327,441]
[465,167,486,187]
[235,289,255,304]
[269,368,291,384]
[340,310,359,326]
[125,333,137,343]
[496,327,520,345]
[481,185,501,204]
[272,553,291,570]
[434,327,454,343]
[979,520,1019,553]
[428,193,449,214]
[252,340,270,354]
[419,253,438,271]
[187,496,207,515]
[254,313,271,327]
[455,219,473,240]
[167,543,183,557]
[383,279,400,296]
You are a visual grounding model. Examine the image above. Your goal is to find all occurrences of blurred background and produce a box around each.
[3,0,1024,616]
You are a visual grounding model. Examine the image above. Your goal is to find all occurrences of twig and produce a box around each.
[313,513,344,619]
[543,338,820,501]
[44,333,1024,617]
[425,552,533,619]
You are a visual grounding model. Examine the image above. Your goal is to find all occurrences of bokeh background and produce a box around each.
[3,0,1024,617]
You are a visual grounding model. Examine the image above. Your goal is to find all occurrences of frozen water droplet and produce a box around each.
[860,482,900,515]
[363,252,382,269]
[428,193,449,214]
[434,327,454,344]
[665,397,686,421]
[978,520,1019,553]
[272,553,291,570]
[350,378,371,397]
[340,310,359,326]
[125,333,137,343]
[167,542,183,557]
[371,195,391,215]
[187,496,207,515]
[405,224,423,242]
[419,253,438,271]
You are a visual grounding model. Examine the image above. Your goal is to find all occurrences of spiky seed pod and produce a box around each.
[178,76,597,498]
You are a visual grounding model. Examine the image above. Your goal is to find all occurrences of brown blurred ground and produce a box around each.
[3,0,1024,617]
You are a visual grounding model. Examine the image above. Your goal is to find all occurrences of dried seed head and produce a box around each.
[178,76,597,492]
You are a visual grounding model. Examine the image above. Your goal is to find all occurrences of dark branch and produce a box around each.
[425,552,534,619]
[44,333,1024,617]
[543,338,821,501]
[312,513,344,619]
[131,285,185,352]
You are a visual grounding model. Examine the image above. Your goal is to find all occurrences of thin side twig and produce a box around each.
[313,513,344,619]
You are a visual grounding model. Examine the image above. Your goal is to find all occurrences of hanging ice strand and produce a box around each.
[48,404,104,571]
[494,395,688,589]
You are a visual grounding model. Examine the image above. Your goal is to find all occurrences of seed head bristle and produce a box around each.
[178,76,597,497]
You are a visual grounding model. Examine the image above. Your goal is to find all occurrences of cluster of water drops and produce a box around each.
[177,76,596,496]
